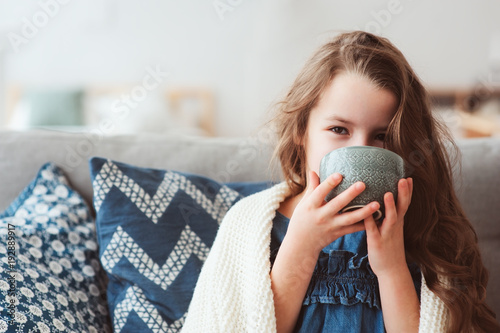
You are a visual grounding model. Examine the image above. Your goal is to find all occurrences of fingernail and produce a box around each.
[370,202,379,209]
[332,173,341,181]
[355,182,365,190]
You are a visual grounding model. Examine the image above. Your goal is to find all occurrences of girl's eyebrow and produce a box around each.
[327,115,353,125]
[326,115,388,132]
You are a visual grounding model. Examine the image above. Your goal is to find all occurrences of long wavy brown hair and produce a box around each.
[272,31,499,332]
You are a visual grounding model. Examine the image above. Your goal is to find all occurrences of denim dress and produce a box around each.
[270,211,421,333]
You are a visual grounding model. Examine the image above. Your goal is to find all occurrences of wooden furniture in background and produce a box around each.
[429,87,500,138]
[429,87,500,112]
[166,87,215,136]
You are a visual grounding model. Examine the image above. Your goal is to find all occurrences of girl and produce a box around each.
[182,31,499,332]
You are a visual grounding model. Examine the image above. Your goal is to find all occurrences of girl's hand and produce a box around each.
[285,170,381,256]
[364,178,420,332]
[364,178,413,277]
[272,171,382,333]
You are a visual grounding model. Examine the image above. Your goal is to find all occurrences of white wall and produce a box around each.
[1,0,499,136]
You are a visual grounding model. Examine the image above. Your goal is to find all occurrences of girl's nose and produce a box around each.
[351,136,372,147]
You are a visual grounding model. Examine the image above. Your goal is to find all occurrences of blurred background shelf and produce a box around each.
[4,84,215,136]
[429,86,500,138]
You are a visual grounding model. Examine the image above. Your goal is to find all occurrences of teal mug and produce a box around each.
[319,146,405,220]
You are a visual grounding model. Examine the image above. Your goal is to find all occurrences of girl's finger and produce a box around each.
[324,180,366,214]
[408,177,413,202]
[396,178,411,215]
[364,214,380,240]
[304,170,320,196]
[337,221,366,238]
[335,201,380,226]
[383,191,398,228]
[309,172,343,205]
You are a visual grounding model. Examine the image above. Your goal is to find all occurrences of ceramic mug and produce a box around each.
[319,146,405,220]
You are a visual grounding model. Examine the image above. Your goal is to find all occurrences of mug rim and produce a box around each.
[321,145,403,164]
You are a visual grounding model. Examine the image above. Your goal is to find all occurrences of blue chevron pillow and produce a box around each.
[0,163,111,333]
[89,157,271,333]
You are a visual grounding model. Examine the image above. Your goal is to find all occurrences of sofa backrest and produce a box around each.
[0,130,499,317]
[0,130,277,211]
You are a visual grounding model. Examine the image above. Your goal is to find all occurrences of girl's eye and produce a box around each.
[375,133,386,141]
[330,127,349,135]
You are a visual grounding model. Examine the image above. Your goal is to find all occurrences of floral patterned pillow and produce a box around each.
[0,163,111,333]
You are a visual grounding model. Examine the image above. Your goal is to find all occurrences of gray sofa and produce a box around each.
[0,130,498,323]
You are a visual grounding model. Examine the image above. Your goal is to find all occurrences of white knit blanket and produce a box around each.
[181,182,448,332]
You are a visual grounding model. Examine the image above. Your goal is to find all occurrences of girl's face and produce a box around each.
[303,72,398,177]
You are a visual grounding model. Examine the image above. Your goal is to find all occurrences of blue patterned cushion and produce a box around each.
[0,163,111,333]
[89,157,271,332]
